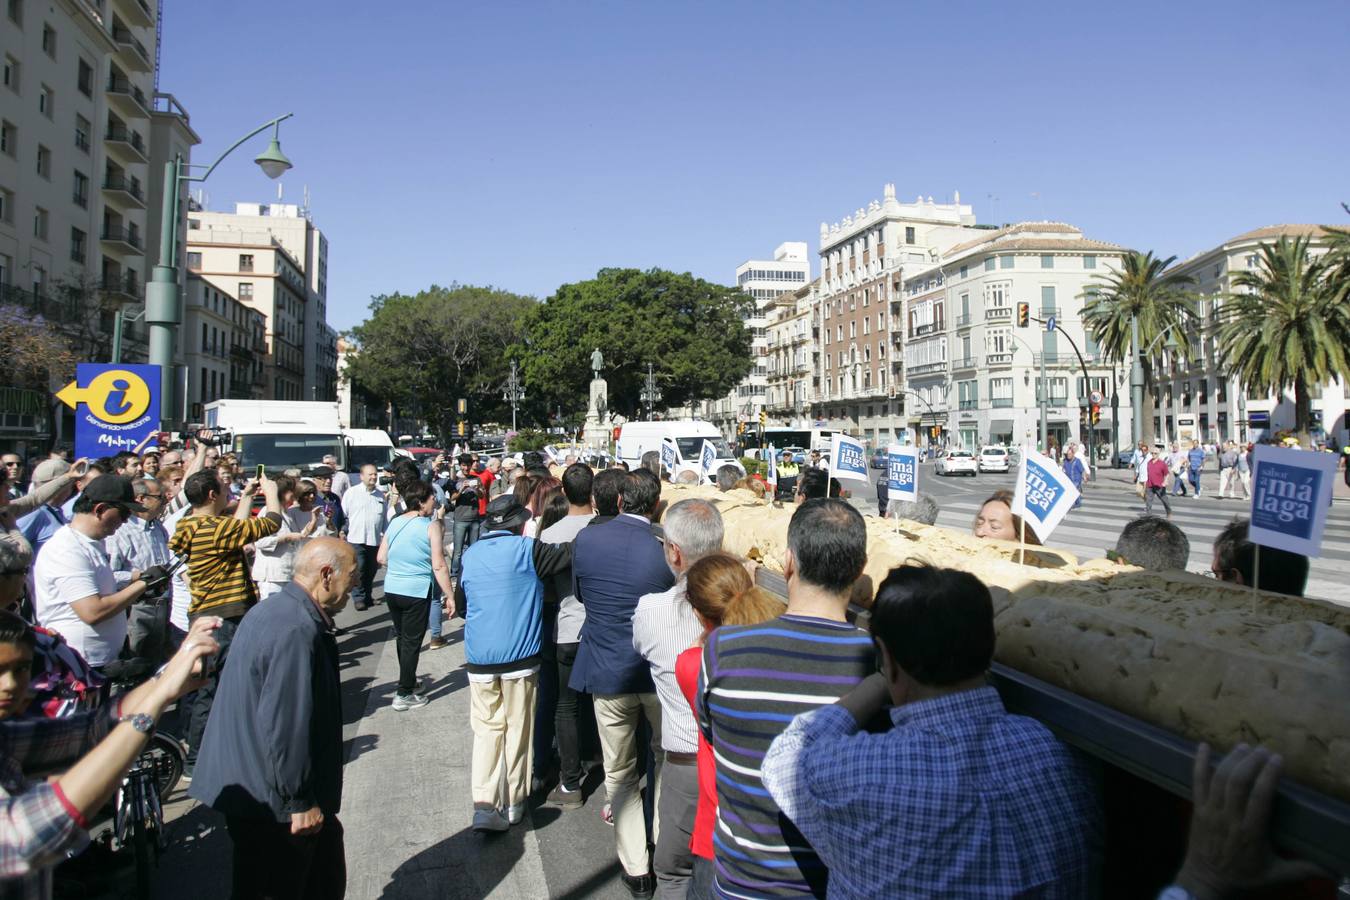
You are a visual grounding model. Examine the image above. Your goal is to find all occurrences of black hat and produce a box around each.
[484,494,530,531]
[82,475,146,512]
[309,465,335,477]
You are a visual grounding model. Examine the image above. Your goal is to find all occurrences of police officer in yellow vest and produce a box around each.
[776,451,801,501]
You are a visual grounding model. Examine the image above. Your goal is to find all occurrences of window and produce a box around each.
[36,144,50,178]
[1000,255,1014,269]
[187,252,201,269]
[862,317,870,336]
[74,114,89,152]
[958,381,978,410]
[1041,254,1054,269]
[1040,285,1055,313]
[72,170,88,207]
[849,322,856,339]
[983,257,994,272]
[77,58,92,97]
[33,206,48,240]
[987,329,1009,354]
[70,227,85,262]
[986,282,1008,308]
[6,0,20,26]
[41,23,54,57]
[0,187,11,223]
[0,120,13,156]
[1083,254,1096,269]
[990,377,1014,404]
[960,292,970,319]
[905,226,916,245]
[3,55,18,92]
[238,282,253,300]
[38,84,52,117]
[239,254,254,272]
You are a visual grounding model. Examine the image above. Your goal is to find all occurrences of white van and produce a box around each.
[343,428,398,477]
[616,420,741,484]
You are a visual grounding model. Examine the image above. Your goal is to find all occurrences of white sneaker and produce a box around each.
[392,692,429,711]
[507,802,525,825]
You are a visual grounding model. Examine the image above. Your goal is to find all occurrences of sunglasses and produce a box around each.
[1,567,26,577]
[299,491,317,498]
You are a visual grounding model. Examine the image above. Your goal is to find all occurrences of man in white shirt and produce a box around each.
[631,499,722,900]
[324,454,350,497]
[341,464,387,611]
[33,476,163,670]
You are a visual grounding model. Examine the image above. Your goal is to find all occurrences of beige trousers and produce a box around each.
[470,673,537,811]
[594,692,664,877]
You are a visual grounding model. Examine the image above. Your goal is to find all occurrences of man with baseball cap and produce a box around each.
[460,494,574,833]
[16,459,77,563]
[32,476,168,671]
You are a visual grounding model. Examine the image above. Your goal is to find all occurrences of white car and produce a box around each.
[936,449,979,477]
[978,446,1010,473]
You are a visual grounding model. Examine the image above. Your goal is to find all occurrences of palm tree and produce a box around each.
[1216,235,1347,439]
[1082,250,1197,444]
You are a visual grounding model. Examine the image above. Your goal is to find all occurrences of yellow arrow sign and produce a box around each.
[55,369,152,424]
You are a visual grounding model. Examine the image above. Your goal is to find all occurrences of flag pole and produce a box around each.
[1018,516,1026,566]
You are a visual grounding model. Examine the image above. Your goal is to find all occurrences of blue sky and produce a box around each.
[160,1,1349,331]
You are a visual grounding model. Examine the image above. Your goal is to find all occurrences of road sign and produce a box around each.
[1046,315,1057,332]
[56,363,160,458]
[1089,390,1103,405]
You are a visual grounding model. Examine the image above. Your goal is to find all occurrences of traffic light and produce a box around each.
[759,411,767,427]
[456,420,467,437]
[1091,404,1101,425]
[1016,302,1030,328]
[737,422,745,435]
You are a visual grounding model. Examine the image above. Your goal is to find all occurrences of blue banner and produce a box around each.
[58,363,161,459]
[699,439,717,477]
[1011,446,1079,542]
[829,433,869,483]
[765,443,778,485]
[886,445,918,502]
[660,441,677,477]
[1247,445,1337,557]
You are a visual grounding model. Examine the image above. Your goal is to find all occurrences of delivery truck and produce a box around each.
[203,400,345,474]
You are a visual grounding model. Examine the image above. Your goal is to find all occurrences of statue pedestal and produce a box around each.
[583,377,610,450]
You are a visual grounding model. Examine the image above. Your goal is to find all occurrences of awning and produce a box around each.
[989,419,1014,434]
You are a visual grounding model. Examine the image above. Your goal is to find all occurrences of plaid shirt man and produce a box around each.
[1,706,118,899]
[762,685,1101,898]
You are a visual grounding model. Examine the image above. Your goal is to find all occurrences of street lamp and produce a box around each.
[1129,317,1183,447]
[639,363,662,421]
[502,358,525,432]
[143,112,296,425]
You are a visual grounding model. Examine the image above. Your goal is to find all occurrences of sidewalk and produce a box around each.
[1086,462,1350,502]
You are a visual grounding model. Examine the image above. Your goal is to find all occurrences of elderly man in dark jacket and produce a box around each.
[189,537,356,899]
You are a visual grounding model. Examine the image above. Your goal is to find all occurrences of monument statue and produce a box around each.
[585,348,610,452]
[591,348,603,378]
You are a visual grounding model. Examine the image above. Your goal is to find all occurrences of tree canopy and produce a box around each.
[516,268,754,420]
[344,283,535,442]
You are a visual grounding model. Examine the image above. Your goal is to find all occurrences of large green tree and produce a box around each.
[1082,250,1196,443]
[516,268,754,420]
[344,283,535,442]
[1216,236,1347,438]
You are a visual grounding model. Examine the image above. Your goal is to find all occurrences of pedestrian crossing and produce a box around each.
[921,486,1350,606]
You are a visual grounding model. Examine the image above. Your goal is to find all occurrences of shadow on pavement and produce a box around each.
[377,825,527,900]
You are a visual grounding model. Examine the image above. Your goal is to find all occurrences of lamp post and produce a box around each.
[896,388,938,449]
[639,363,662,421]
[1129,321,1183,448]
[502,358,525,432]
[144,113,295,425]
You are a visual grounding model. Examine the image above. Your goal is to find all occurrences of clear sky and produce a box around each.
[160,0,1350,331]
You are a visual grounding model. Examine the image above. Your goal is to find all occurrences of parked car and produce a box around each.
[1118,447,1138,467]
[936,449,979,477]
[869,449,888,469]
[978,445,1010,473]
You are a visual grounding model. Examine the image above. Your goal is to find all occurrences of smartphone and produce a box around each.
[256,464,265,480]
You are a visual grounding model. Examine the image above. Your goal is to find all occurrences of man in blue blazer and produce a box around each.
[569,469,674,899]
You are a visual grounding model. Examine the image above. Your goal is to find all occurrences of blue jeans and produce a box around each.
[186,615,240,764]
[428,587,443,638]
[1189,468,1203,495]
[451,519,479,578]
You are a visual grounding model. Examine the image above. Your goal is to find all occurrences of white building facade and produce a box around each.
[1158,224,1345,446]
[763,283,815,425]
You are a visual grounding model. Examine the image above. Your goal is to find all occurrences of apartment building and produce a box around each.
[919,223,1129,455]
[1157,224,1344,445]
[812,184,977,447]
[183,273,265,415]
[0,0,195,447]
[186,227,309,401]
[705,242,811,437]
[763,282,815,425]
[189,202,335,401]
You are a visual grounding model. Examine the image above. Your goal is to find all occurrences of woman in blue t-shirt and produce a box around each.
[376,480,455,711]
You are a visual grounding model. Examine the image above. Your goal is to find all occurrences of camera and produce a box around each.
[378,475,395,486]
[191,427,232,448]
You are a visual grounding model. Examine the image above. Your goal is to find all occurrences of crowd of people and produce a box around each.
[0,437,1335,899]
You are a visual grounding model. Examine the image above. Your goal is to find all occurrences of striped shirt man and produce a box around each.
[697,614,874,899]
[169,513,280,620]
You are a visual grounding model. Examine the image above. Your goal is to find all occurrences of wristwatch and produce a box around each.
[118,712,156,735]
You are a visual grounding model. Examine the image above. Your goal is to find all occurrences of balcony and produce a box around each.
[100,225,143,254]
[105,75,150,118]
[114,0,154,26]
[953,356,978,370]
[991,398,1014,408]
[907,361,947,376]
[102,174,145,209]
[104,124,149,163]
[100,273,140,300]
[985,306,1013,322]
[112,27,152,71]
[956,314,972,328]
[959,400,979,411]
[986,352,1014,367]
